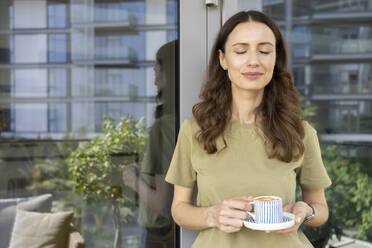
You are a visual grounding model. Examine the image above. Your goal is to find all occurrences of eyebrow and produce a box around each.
[232,42,274,47]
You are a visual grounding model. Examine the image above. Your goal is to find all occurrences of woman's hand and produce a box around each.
[271,201,312,234]
[208,196,253,233]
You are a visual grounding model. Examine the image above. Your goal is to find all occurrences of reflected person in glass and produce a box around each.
[123,41,176,248]
[165,11,331,248]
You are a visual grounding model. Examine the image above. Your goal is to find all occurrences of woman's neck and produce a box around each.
[231,89,264,124]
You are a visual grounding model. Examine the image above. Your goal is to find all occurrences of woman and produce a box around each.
[123,41,176,248]
[165,11,331,248]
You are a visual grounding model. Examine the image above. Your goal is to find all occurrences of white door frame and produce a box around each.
[179,0,221,247]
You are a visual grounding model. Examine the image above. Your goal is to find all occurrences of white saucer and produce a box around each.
[243,212,295,231]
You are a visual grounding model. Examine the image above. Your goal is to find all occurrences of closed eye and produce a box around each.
[260,51,271,55]
[235,51,246,55]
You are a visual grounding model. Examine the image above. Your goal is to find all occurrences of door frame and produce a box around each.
[178,0,221,247]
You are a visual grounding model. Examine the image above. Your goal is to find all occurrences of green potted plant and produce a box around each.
[66,115,147,248]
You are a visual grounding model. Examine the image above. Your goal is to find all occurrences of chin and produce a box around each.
[238,82,267,91]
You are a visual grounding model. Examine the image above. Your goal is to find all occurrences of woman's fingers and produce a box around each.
[219,224,242,233]
[214,196,253,233]
[219,208,248,221]
[222,197,253,212]
[272,202,308,234]
[283,204,294,212]
[218,215,244,228]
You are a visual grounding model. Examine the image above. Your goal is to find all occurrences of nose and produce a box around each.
[246,50,259,67]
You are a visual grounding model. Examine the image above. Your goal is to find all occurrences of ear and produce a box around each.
[218,49,227,70]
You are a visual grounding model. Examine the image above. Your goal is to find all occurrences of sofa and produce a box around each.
[0,194,84,248]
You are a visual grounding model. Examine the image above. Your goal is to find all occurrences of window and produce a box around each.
[48,2,67,28]
[48,34,68,63]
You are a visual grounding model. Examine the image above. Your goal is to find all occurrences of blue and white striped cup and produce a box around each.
[247,196,283,224]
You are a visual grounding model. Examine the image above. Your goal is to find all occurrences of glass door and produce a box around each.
[0,0,178,247]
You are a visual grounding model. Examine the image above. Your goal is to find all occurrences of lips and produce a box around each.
[242,72,263,79]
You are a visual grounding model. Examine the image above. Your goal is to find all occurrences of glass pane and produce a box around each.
[312,23,372,54]
[94,68,145,97]
[0,1,178,248]
[293,66,306,95]
[311,63,372,94]
[225,1,372,246]
[0,35,12,64]
[48,34,68,63]
[15,35,47,63]
[49,68,67,97]
[292,26,311,58]
[15,69,48,97]
[48,1,67,28]
[14,0,47,28]
[94,32,145,61]
[263,0,285,21]
[314,100,372,134]
[313,0,372,13]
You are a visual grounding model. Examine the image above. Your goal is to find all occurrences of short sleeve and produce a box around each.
[140,116,175,175]
[165,119,196,188]
[298,122,332,190]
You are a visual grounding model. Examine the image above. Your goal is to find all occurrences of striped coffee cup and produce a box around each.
[248,196,283,224]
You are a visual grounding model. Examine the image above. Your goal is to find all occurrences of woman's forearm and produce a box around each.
[171,201,217,231]
[303,201,329,227]
[135,175,172,218]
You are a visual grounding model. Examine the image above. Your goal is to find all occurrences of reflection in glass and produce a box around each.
[94,1,144,25]
[292,26,310,58]
[314,100,372,134]
[94,102,146,131]
[14,35,47,63]
[311,64,372,94]
[0,69,11,97]
[313,0,372,13]
[14,0,47,29]
[263,0,285,20]
[15,103,47,132]
[123,41,176,248]
[312,24,372,54]
[95,68,144,97]
[49,68,67,97]
[167,0,178,25]
[49,103,67,132]
[48,34,68,63]
[71,102,94,134]
[71,29,95,61]
[71,66,94,97]
[0,104,12,132]
[293,0,312,17]
[48,1,67,28]
[95,33,144,61]
[15,69,47,97]
[0,1,12,30]
[0,35,11,64]
[0,0,178,247]
[293,67,306,96]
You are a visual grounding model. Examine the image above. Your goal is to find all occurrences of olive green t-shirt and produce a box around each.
[138,114,175,228]
[165,117,331,248]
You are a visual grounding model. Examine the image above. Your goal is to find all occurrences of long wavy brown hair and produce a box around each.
[192,10,305,163]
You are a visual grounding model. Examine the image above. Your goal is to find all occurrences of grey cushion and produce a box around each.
[9,210,73,248]
[0,194,52,248]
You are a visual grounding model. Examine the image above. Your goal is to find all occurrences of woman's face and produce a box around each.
[219,21,276,93]
[154,61,164,92]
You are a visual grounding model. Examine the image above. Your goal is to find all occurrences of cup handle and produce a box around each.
[247,202,255,220]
